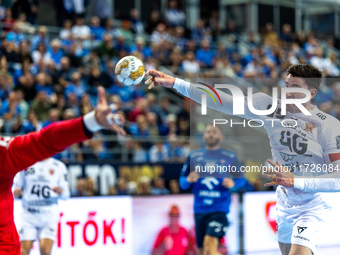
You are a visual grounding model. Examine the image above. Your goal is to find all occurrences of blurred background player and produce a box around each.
[151,205,189,255]
[13,157,70,255]
[180,124,246,255]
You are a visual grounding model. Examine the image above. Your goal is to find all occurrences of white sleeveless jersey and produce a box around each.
[13,158,70,214]
[177,80,340,206]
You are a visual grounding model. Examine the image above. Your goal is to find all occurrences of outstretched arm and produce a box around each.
[1,87,125,176]
[145,69,268,119]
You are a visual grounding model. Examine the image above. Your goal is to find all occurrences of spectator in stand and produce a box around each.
[102,60,115,86]
[30,26,49,51]
[72,177,88,197]
[173,26,187,50]
[130,8,144,34]
[6,22,26,47]
[280,24,293,43]
[137,176,152,195]
[81,49,101,73]
[2,41,21,63]
[18,41,33,63]
[152,205,189,255]
[151,23,170,44]
[310,47,327,72]
[32,43,51,64]
[42,108,60,128]
[149,141,169,163]
[263,23,280,47]
[35,72,53,96]
[2,8,15,32]
[86,177,99,196]
[196,39,214,68]
[116,178,128,195]
[17,13,35,34]
[128,98,148,121]
[65,71,86,100]
[0,92,22,134]
[57,56,73,87]
[72,17,91,41]
[116,20,134,46]
[146,111,160,136]
[165,0,186,27]
[0,73,13,101]
[169,179,180,194]
[20,109,42,134]
[132,142,148,162]
[90,16,105,40]
[146,10,163,34]
[67,44,82,68]
[30,91,52,121]
[154,96,170,124]
[59,20,73,40]
[130,37,152,59]
[103,19,118,38]
[87,65,107,91]
[66,92,81,116]
[97,34,116,60]
[129,114,149,137]
[160,114,178,136]
[17,73,37,102]
[79,93,94,115]
[152,177,170,195]
[114,35,131,54]
[182,51,200,74]
[82,139,111,160]
[48,39,64,66]
[192,19,208,42]
[52,94,67,117]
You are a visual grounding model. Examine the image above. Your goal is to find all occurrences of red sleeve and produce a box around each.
[152,228,166,250]
[1,117,92,176]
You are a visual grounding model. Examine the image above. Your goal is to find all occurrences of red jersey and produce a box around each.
[0,117,92,254]
[152,226,189,255]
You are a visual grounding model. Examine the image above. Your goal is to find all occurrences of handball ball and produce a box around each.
[115,56,145,86]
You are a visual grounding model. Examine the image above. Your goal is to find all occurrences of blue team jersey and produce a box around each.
[180,148,246,214]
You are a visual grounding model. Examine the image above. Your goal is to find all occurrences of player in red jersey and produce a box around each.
[0,87,125,255]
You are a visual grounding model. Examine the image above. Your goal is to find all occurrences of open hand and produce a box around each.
[145,70,176,90]
[94,87,126,135]
[262,159,294,187]
[52,186,63,195]
[222,178,235,189]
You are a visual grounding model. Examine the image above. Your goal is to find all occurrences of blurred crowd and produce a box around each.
[1,0,340,164]
[72,176,182,197]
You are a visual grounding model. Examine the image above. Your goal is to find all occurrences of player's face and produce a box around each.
[203,126,223,147]
[285,74,315,113]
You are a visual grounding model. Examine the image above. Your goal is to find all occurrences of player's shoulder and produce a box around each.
[313,108,340,128]
[49,158,67,170]
[189,149,205,158]
[220,149,237,159]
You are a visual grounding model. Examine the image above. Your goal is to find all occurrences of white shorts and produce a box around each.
[276,195,331,255]
[18,209,59,242]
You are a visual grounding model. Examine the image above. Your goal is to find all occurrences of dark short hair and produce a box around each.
[287,64,322,90]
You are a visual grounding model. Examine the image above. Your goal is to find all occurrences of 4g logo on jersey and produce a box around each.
[280,131,307,155]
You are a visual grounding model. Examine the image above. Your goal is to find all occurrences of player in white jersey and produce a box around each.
[145,64,340,255]
[13,158,70,255]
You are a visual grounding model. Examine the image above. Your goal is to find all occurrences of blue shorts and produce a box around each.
[194,212,229,248]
